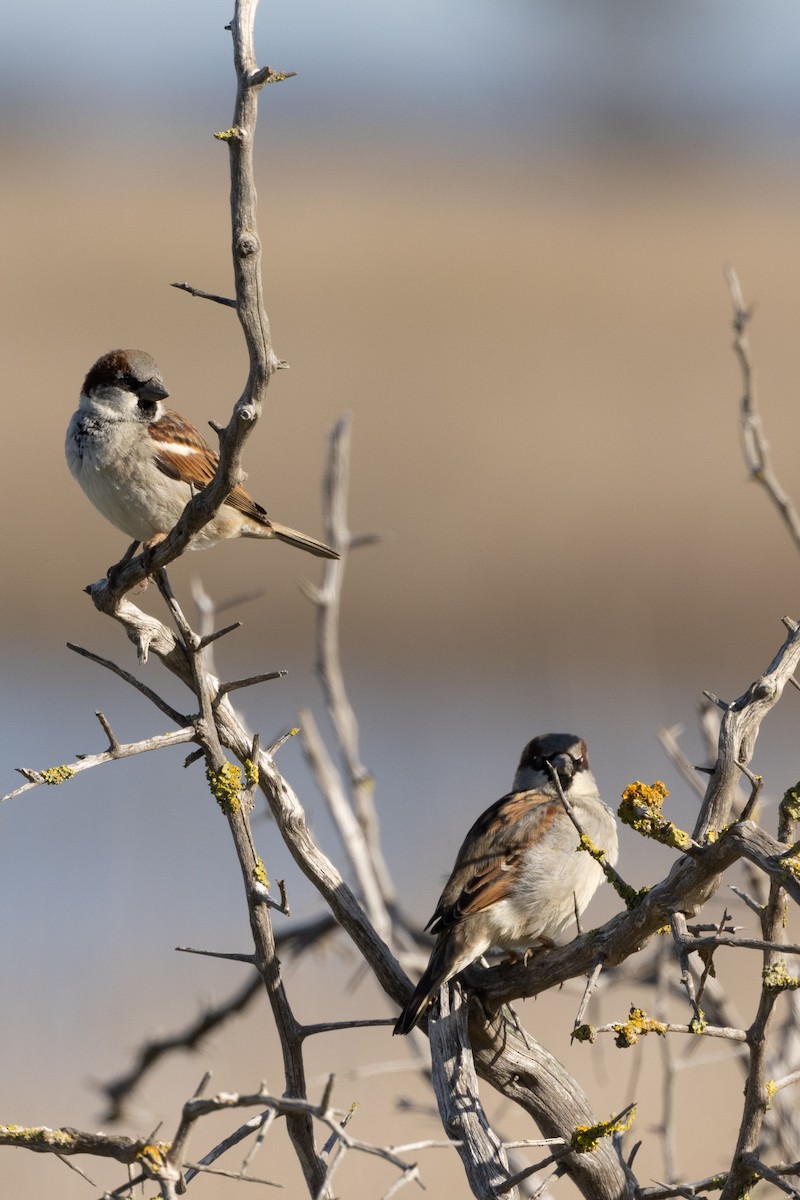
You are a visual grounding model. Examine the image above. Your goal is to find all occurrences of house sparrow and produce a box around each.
[65,349,338,564]
[393,733,618,1035]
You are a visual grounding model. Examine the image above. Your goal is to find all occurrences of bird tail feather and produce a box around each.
[393,967,440,1036]
[269,521,339,560]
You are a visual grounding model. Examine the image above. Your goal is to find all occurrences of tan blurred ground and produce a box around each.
[3,136,800,1195]
[4,139,800,672]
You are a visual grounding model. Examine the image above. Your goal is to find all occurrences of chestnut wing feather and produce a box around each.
[150,410,270,525]
[427,791,560,933]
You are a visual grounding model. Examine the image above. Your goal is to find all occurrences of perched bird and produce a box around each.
[66,349,338,565]
[394,733,618,1035]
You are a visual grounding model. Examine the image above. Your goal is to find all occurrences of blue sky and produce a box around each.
[6,1,800,158]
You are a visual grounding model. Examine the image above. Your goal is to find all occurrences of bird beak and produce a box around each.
[548,752,576,786]
[140,379,170,402]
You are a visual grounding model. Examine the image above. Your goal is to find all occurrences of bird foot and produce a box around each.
[105,533,166,590]
[505,938,554,967]
[106,540,141,587]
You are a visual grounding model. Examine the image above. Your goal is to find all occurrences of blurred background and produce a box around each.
[3,0,800,1194]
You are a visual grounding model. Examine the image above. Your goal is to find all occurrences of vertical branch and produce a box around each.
[153,577,328,1194]
[472,1019,631,1199]
[429,987,520,1200]
[196,5,326,1192]
[87,4,294,606]
[725,266,800,553]
[317,419,367,774]
[654,940,679,1183]
[309,416,397,906]
[225,0,283,383]
[719,795,799,1200]
[692,618,800,840]
[298,705,393,942]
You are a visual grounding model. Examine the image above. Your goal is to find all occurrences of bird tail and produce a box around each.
[393,964,442,1036]
[268,521,339,560]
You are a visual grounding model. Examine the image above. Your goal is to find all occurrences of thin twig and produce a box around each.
[102,916,338,1121]
[572,960,605,1029]
[300,1017,397,1039]
[171,281,237,307]
[725,265,800,553]
[215,670,287,701]
[175,946,257,964]
[4,726,197,804]
[67,642,190,726]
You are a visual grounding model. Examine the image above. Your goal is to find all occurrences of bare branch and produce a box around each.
[3,726,197,805]
[306,416,396,910]
[175,947,257,964]
[299,705,392,941]
[170,1087,422,1190]
[572,960,605,1029]
[67,642,190,726]
[718,747,800,1200]
[199,621,243,650]
[300,1018,397,1039]
[102,915,338,1121]
[171,281,237,307]
[657,725,706,798]
[725,265,800,553]
[215,670,287,701]
[180,1161,282,1186]
[428,985,519,1199]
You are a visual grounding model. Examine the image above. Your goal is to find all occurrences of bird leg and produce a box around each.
[106,540,141,585]
[505,937,554,967]
[141,532,168,573]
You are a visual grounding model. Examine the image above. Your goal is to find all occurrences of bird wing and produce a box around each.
[427,790,560,933]
[149,410,269,525]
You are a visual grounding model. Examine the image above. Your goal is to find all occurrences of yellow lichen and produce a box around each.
[612,1006,667,1048]
[213,126,242,142]
[780,783,800,823]
[734,1173,761,1200]
[571,1023,597,1044]
[619,780,693,851]
[0,1125,73,1147]
[778,853,800,883]
[763,960,800,992]
[689,1011,708,1034]
[253,857,269,888]
[40,765,75,785]
[244,757,259,787]
[571,1105,636,1153]
[206,761,243,814]
[136,1141,170,1173]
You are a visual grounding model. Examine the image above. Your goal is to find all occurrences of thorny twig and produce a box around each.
[725,265,800,554]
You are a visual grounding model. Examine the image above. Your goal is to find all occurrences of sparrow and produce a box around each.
[65,349,338,564]
[393,733,618,1035]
